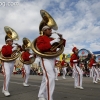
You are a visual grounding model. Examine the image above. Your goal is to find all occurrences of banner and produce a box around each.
[59,53,72,62]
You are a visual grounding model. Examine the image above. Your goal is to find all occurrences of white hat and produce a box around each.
[42,25,50,31]
[6,38,12,41]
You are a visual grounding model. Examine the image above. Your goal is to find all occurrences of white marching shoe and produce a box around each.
[38,97,46,100]
[79,86,84,89]
[55,78,58,80]
[2,90,10,97]
[62,77,66,79]
[98,78,100,81]
[23,82,29,87]
[74,86,80,89]
[74,86,84,89]
[93,81,98,84]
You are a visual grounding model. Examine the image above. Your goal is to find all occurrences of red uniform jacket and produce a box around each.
[1,45,13,57]
[36,35,66,52]
[70,53,79,67]
[61,60,67,67]
[21,51,31,61]
[88,58,96,68]
[55,60,58,64]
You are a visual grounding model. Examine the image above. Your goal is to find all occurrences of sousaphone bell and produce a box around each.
[31,10,64,58]
[19,37,35,65]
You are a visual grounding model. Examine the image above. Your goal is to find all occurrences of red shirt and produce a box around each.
[55,60,58,65]
[55,60,61,65]
[1,45,13,57]
[70,53,79,67]
[36,35,66,52]
[36,35,53,52]
[61,60,67,67]
[88,58,96,68]
[21,51,31,61]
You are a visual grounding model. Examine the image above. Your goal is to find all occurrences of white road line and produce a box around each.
[0,80,40,87]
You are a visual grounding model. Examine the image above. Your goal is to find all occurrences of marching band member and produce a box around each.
[89,54,98,83]
[21,46,34,86]
[1,35,21,96]
[36,25,66,100]
[78,61,84,88]
[61,58,68,79]
[70,47,84,89]
[55,60,59,80]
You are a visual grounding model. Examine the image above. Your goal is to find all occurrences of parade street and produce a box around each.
[0,74,100,100]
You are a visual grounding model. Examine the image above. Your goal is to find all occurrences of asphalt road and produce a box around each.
[0,74,100,100]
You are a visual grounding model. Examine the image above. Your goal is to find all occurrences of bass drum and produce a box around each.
[96,55,100,63]
[78,48,91,61]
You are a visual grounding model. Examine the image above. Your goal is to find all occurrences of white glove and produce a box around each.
[50,38,60,45]
[29,55,33,58]
[12,46,17,51]
[73,60,78,62]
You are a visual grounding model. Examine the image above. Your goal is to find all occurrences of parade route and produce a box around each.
[0,74,100,100]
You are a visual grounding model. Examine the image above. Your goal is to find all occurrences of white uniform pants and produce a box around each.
[97,68,100,80]
[23,64,31,84]
[55,67,58,79]
[62,67,67,78]
[72,68,75,78]
[73,64,83,87]
[2,61,15,91]
[93,67,99,82]
[38,58,55,100]
[89,67,93,77]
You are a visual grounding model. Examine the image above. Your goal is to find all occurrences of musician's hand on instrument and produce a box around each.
[14,43,18,45]
[14,43,21,48]
[29,55,33,58]
[50,38,60,45]
[57,33,62,39]
[12,46,17,51]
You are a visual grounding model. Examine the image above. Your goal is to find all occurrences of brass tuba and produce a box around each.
[0,26,21,62]
[19,37,35,65]
[31,10,64,58]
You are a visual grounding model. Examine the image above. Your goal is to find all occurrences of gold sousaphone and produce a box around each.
[19,37,35,65]
[0,26,21,61]
[31,10,64,58]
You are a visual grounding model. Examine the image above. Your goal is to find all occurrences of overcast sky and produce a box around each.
[0,0,100,54]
